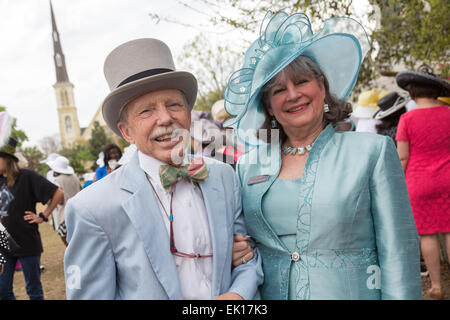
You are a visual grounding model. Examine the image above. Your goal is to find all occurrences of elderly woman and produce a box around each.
[227,11,421,300]
[395,66,450,300]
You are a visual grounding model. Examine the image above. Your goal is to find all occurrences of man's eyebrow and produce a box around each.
[165,97,184,104]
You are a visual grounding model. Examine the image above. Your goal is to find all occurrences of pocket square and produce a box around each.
[247,175,270,185]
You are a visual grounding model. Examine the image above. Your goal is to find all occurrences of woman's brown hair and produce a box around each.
[1,155,20,188]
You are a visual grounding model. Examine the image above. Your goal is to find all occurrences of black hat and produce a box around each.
[0,137,19,162]
[396,64,450,97]
[373,92,408,120]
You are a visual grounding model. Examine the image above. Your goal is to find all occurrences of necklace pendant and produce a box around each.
[282,143,314,156]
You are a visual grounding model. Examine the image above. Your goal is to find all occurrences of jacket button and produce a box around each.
[291,252,300,262]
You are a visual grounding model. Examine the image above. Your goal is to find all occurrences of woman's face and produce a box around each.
[266,73,325,136]
[108,148,121,161]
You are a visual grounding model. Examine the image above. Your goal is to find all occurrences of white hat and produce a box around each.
[40,153,60,164]
[83,172,96,181]
[211,99,230,122]
[48,156,74,175]
[96,152,105,167]
[352,89,387,119]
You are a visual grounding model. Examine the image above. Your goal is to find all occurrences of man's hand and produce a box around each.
[232,234,254,267]
[214,292,243,300]
[0,264,4,275]
[24,211,44,224]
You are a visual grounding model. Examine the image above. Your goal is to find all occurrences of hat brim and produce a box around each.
[0,151,18,162]
[230,33,363,146]
[373,97,408,120]
[396,71,450,97]
[48,161,74,175]
[102,71,198,137]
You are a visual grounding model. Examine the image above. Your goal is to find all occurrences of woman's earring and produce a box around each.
[271,117,278,128]
[323,103,330,113]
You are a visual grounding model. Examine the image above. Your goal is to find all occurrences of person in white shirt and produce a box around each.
[63,38,263,300]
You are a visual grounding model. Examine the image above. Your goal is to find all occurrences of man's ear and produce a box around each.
[118,122,135,144]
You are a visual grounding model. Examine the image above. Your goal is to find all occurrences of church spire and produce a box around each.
[50,0,69,83]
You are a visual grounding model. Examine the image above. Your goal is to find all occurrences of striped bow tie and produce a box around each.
[159,158,209,192]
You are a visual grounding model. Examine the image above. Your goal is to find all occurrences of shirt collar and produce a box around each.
[137,149,191,191]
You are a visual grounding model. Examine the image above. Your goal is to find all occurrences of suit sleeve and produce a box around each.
[370,136,422,299]
[64,198,117,300]
[227,165,264,300]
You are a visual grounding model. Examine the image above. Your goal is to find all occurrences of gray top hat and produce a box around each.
[101,38,198,136]
[396,64,450,98]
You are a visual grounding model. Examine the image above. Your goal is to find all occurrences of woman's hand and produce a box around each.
[0,264,3,275]
[24,211,44,224]
[232,234,254,267]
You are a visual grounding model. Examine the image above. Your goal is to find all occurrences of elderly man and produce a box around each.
[63,38,263,300]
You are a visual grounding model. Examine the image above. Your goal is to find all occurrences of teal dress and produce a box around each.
[262,178,303,299]
[236,124,421,300]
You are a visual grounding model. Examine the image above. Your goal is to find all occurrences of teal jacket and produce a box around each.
[236,124,421,299]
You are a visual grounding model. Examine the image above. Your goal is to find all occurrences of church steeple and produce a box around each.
[50,0,69,83]
[50,0,81,149]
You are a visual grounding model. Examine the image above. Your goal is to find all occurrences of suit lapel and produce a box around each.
[199,163,228,297]
[120,153,182,299]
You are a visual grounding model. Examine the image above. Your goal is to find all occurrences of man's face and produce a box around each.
[118,89,191,165]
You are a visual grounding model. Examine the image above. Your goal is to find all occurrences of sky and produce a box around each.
[0,0,217,148]
[0,0,373,150]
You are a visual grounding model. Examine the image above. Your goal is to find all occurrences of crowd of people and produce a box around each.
[0,10,448,300]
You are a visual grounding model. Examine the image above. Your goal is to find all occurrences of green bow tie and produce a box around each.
[159,157,209,192]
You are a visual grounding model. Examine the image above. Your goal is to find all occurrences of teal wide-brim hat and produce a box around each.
[224,11,370,146]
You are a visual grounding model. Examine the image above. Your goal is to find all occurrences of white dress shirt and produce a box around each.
[138,151,213,300]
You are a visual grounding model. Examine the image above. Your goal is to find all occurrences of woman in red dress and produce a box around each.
[396,65,450,300]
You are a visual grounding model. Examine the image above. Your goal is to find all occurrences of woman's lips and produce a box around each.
[287,103,310,114]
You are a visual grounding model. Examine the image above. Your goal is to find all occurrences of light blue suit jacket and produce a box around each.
[236,124,421,299]
[63,152,263,300]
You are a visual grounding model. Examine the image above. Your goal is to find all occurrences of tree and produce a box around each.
[150,0,449,96]
[177,34,242,111]
[88,121,111,160]
[59,144,93,175]
[369,0,449,77]
[0,106,28,149]
[22,146,47,176]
